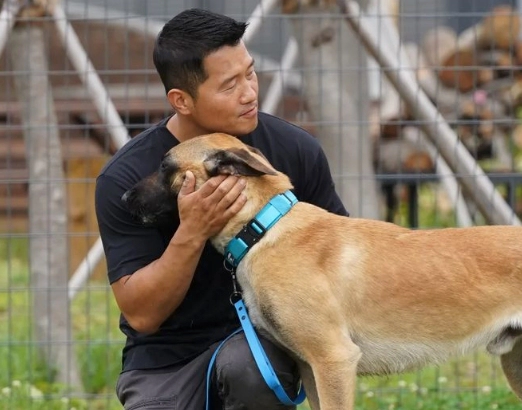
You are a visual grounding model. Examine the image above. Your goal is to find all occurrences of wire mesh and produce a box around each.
[0,0,521,409]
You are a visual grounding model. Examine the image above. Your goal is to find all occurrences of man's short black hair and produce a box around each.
[153,8,248,98]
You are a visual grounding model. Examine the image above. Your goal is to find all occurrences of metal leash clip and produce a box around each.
[224,259,242,304]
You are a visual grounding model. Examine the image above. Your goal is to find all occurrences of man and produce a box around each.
[95,8,349,410]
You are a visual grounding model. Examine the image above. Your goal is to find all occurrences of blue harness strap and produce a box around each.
[205,300,306,409]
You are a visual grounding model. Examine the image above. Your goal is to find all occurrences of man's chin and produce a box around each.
[236,118,258,137]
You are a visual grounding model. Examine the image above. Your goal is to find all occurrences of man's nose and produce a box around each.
[240,80,258,104]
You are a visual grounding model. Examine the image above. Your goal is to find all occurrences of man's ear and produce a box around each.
[203,148,278,177]
[167,88,193,115]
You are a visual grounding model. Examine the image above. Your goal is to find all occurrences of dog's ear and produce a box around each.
[204,148,278,177]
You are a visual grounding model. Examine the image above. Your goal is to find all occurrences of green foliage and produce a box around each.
[0,251,124,410]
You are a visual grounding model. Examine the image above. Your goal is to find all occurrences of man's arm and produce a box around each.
[98,171,246,334]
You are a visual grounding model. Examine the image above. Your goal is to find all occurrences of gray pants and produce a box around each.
[116,332,301,410]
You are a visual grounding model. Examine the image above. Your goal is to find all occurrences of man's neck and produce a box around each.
[166,114,207,143]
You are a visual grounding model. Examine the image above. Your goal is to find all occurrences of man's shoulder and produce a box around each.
[256,112,318,147]
[257,112,310,134]
[99,119,175,183]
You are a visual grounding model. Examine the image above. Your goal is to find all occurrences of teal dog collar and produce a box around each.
[224,190,298,267]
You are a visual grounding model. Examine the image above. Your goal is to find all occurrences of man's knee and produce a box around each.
[213,333,300,410]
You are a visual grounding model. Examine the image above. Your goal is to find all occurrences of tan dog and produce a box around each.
[123,133,522,410]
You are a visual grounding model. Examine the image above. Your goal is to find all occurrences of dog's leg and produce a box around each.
[304,337,361,410]
[255,282,361,408]
[297,360,320,410]
[501,337,522,400]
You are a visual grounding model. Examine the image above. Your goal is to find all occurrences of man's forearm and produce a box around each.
[112,224,207,334]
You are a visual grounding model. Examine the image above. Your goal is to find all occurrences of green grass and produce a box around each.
[0,231,519,409]
[293,355,519,410]
[0,246,124,410]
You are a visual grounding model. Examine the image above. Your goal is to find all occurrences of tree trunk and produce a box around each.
[283,0,380,218]
[8,22,83,390]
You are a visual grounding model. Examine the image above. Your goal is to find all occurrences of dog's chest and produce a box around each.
[236,263,273,334]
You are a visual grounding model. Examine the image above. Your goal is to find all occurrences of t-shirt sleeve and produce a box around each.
[95,174,167,284]
[298,137,349,217]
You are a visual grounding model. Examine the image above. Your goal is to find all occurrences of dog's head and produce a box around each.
[122,133,292,226]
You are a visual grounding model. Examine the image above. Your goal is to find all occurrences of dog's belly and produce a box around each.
[354,339,456,375]
[354,321,522,375]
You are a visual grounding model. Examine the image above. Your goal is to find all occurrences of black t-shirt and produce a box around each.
[95,112,348,372]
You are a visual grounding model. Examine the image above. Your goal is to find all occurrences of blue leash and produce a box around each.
[205,191,305,408]
[205,327,243,409]
[205,298,306,409]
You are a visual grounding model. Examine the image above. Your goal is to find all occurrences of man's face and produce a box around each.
[190,41,259,136]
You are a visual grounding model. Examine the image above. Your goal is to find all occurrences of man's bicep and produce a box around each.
[95,175,166,284]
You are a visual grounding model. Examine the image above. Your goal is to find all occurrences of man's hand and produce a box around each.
[177,171,247,240]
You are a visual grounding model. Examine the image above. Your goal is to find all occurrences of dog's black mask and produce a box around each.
[122,172,178,226]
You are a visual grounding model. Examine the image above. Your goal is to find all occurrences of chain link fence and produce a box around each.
[1,0,521,408]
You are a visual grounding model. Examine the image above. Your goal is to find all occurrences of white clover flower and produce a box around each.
[358,382,369,392]
[491,403,498,409]
[365,391,375,398]
[11,380,21,388]
[398,380,407,388]
[419,387,429,395]
[1,387,11,396]
[29,385,44,399]
[481,385,492,394]
[409,383,419,392]
[437,376,448,384]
